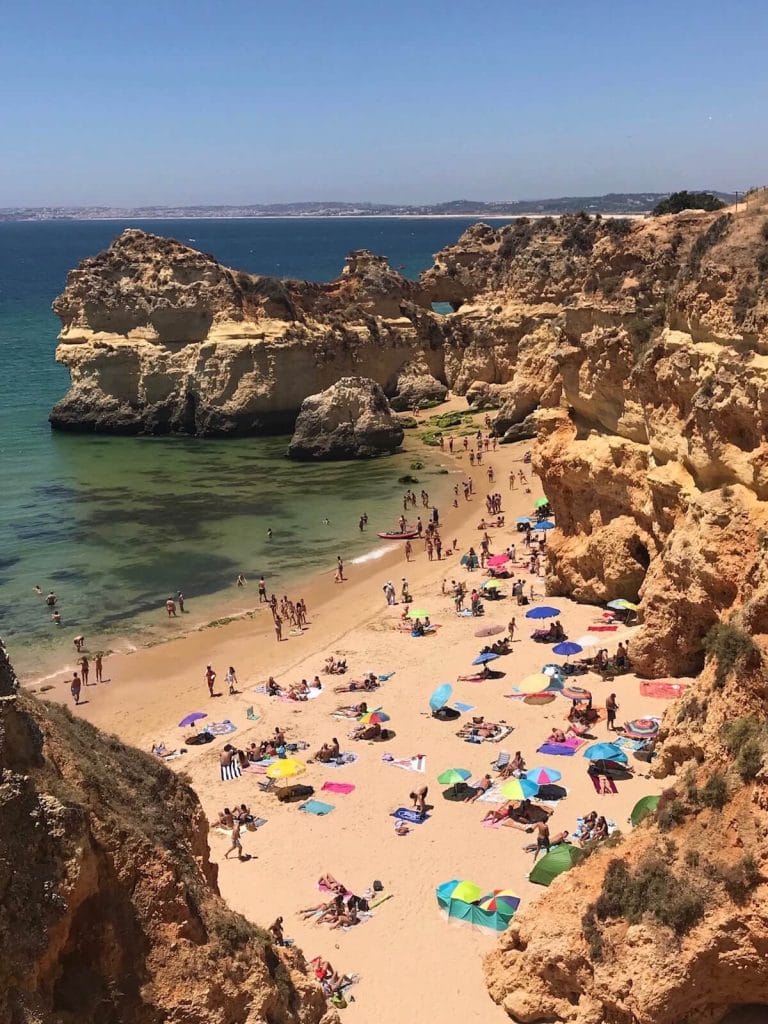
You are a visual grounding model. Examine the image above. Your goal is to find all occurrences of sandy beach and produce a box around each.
[29,412,674,1024]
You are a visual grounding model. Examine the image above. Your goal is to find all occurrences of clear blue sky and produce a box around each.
[2,0,765,206]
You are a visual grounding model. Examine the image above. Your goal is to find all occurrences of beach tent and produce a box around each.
[631,794,661,826]
[429,683,453,713]
[436,880,517,931]
[529,845,584,886]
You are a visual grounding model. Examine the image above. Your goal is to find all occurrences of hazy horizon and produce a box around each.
[2,0,766,207]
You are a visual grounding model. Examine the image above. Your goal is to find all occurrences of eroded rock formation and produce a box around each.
[484,654,768,1024]
[0,639,332,1024]
[287,376,404,460]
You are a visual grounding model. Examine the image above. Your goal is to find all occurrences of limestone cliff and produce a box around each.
[484,653,768,1024]
[0,639,331,1024]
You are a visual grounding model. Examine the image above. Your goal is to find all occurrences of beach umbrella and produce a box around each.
[536,520,556,531]
[429,683,453,713]
[477,889,521,916]
[624,717,659,739]
[608,598,639,611]
[631,794,661,826]
[524,693,555,705]
[529,845,584,886]
[439,879,483,904]
[526,767,562,786]
[474,624,505,638]
[500,777,539,800]
[552,641,583,657]
[266,758,306,780]
[407,607,430,619]
[358,710,390,725]
[534,498,549,508]
[487,554,509,567]
[583,742,628,763]
[516,672,551,694]
[472,651,500,665]
[178,711,208,728]
[438,768,471,786]
[525,606,561,619]
[561,684,592,702]
[574,634,598,649]
[481,579,504,590]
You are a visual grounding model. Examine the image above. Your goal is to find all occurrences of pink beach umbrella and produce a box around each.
[487,554,509,568]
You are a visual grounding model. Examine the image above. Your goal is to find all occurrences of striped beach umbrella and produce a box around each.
[561,685,592,702]
[358,710,390,725]
[623,717,659,739]
[477,890,521,916]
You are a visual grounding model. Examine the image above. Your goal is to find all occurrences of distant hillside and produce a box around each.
[0,191,737,221]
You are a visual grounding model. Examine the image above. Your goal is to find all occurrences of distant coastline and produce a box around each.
[0,190,735,222]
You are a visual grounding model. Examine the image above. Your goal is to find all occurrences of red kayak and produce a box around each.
[377,530,419,540]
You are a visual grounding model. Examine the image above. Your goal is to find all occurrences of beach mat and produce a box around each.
[590,774,619,795]
[298,800,335,816]
[454,701,475,713]
[391,807,429,824]
[640,680,687,699]
[322,781,355,795]
[207,720,237,736]
[385,755,426,773]
[537,737,584,756]
[325,753,358,768]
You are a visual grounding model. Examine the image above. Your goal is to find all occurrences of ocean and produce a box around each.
[0,217,492,675]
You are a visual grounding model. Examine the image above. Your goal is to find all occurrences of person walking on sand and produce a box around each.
[606,693,618,731]
[70,672,81,706]
[404,539,412,562]
[225,666,238,695]
[206,664,216,697]
[224,820,244,860]
[94,654,103,683]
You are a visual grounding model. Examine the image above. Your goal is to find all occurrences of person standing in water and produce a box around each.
[177,590,185,613]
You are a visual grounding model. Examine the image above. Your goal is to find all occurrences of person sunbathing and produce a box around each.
[318,873,346,893]
[501,751,526,778]
[548,728,567,744]
[234,803,253,824]
[350,722,382,741]
[463,774,493,801]
[315,743,334,762]
[329,903,359,930]
[592,816,609,840]
[334,677,379,694]
[482,802,513,823]
[266,676,282,696]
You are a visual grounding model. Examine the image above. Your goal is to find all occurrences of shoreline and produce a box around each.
[2,213,649,224]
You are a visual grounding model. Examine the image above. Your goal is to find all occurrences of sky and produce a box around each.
[1,0,766,206]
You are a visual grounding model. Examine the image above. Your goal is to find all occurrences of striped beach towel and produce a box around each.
[220,760,242,782]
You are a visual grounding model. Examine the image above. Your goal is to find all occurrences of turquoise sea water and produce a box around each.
[0,218,493,675]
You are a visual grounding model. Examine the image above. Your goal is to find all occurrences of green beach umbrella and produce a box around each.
[438,768,471,786]
[630,794,661,827]
[535,498,549,508]
[529,845,584,887]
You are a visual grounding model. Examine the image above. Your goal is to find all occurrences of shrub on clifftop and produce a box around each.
[652,190,726,216]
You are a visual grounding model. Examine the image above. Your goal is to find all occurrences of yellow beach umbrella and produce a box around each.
[266,758,306,780]
[516,672,551,694]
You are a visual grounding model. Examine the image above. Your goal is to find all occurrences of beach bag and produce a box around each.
[276,784,314,803]
[373,879,383,892]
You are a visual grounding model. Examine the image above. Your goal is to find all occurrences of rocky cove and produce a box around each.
[43,200,768,1022]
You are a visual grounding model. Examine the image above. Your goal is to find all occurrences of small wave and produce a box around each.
[350,544,397,565]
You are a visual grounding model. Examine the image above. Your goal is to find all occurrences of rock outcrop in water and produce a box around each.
[0,638,332,1024]
[287,376,404,460]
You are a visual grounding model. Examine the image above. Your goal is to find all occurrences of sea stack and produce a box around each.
[287,377,404,460]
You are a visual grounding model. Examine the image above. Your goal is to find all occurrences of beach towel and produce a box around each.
[378,672,395,681]
[386,755,426,773]
[299,800,335,816]
[242,763,269,774]
[537,737,584,756]
[246,817,268,830]
[207,720,237,736]
[640,680,687,699]
[454,701,475,713]
[391,807,429,824]
[615,736,647,752]
[280,687,323,703]
[220,760,241,781]
[322,781,355,795]
[588,624,618,632]
[246,706,259,721]
[590,774,619,795]
[476,783,505,803]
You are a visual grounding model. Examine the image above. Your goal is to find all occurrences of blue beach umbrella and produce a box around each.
[429,683,453,712]
[583,742,629,763]
[472,652,500,665]
[525,606,561,620]
[552,641,583,657]
[536,521,556,530]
